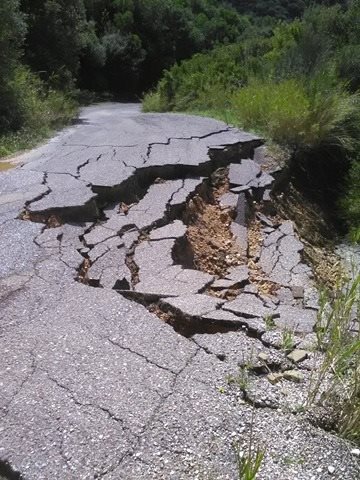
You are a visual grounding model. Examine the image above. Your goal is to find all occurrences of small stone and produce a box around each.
[258,352,269,362]
[328,466,335,475]
[263,189,271,202]
[291,285,304,299]
[230,223,248,253]
[351,448,360,457]
[230,185,251,193]
[283,370,304,383]
[287,349,308,363]
[219,192,238,208]
[262,331,283,349]
[267,373,283,384]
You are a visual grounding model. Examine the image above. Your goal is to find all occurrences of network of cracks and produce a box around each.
[21,140,328,389]
[3,136,358,480]
[23,140,319,338]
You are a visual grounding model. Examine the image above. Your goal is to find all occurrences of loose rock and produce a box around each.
[283,370,304,383]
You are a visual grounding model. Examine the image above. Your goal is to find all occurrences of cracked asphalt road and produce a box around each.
[0,104,358,480]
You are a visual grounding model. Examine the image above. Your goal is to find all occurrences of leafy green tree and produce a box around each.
[102,32,145,94]
[0,0,26,132]
[79,0,251,93]
[21,0,87,88]
[228,0,348,20]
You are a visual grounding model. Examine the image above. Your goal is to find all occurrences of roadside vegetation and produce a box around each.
[143,0,360,241]
[310,273,360,443]
[0,1,77,157]
[234,415,266,480]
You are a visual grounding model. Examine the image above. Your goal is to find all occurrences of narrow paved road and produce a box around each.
[0,104,358,480]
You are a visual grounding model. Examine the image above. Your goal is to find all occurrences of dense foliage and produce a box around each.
[0,0,77,154]
[228,0,347,20]
[80,0,253,94]
[0,0,26,132]
[19,0,252,95]
[144,1,360,239]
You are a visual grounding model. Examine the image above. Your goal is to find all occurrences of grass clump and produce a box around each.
[309,273,360,444]
[234,412,266,480]
[281,328,295,353]
[235,444,265,480]
[264,314,276,330]
[226,366,250,392]
[229,79,360,154]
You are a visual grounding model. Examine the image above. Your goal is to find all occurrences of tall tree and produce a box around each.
[21,0,87,88]
[0,0,26,131]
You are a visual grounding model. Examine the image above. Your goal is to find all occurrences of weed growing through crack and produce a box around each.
[264,314,276,330]
[234,412,265,480]
[227,366,250,391]
[234,444,265,480]
[281,328,295,353]
[308,273,360,443]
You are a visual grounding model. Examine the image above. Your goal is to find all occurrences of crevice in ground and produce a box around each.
[106,337,178,375]
[46,373,129,429]
[4,135,355,478]
[19,173,52,222]
[70,143,319,344]
[19,138,260,224]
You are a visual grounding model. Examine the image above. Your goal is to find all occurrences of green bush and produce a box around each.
[337,44,360,93]
[142,38,272,112]
[142,90,168,113]
[214,78,360,155]
[0,66,77,157]
[311,274,360,443]
[229,79,309,146]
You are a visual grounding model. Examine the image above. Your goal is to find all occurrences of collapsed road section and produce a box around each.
[0,104,358,480]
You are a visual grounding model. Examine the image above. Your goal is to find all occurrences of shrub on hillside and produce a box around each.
[0,67,77,157]
[142,39,272,112]
[219,78,360,155]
